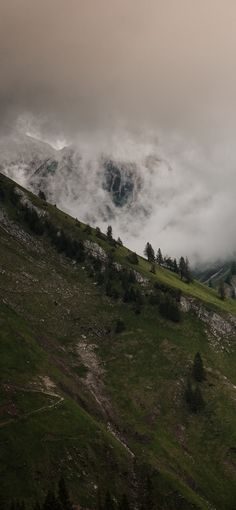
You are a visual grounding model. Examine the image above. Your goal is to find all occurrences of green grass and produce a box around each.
[0,172,236,509]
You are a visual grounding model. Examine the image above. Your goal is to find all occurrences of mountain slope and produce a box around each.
[0,173,236,509]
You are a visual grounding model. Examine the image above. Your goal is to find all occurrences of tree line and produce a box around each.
[144,243,192,283]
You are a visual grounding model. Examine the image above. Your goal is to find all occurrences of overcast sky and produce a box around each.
[1,1,236,263]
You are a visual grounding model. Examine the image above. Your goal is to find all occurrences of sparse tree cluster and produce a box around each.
[143,243,193,283]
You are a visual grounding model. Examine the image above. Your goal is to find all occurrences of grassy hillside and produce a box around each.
[0,173,236,510]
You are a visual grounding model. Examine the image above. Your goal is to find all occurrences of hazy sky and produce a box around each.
[1,0,236,138]
[1,1,236,262]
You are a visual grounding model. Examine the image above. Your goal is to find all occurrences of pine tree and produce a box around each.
[173,258,178,274]
[107,225,113,240]
[43,490,61,510]
[231,261,236,275]
[104,490,115,510]
[179,256,186,280]
[218,279,226,300]
[33,502,42,510]
[185,379,204,413]
[193,352,204,382]
[144,242,155,262]
[156,248,163,265]
[141,474,154,510]
[179,256,192,283]
[58,477,73,510]
[118,494,130,510]
[38,190,46,201]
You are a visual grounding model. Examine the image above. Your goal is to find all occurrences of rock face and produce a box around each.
[103,160,138,207]
[84,240,107,262]
[180,296,236,352]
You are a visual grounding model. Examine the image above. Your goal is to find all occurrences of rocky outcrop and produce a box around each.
[180,296,236,352]
[84,240,108,262]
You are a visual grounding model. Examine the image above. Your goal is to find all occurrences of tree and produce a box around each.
[38,190,46,201]
[58,476,73,510]
[43,490,61,510]
[193,352,204,382]
[95,226,101,237]
[117,237,123,246]
[115,319,126,334]
[231,261,236,275]
[107,225,113,240]
[104,491,115,510]
[144,242,155,262]
[179,256,186,280]
[33,502,41,510]
[118,494,130,510]
[218,279,226,300]
[84,224,92,234]
[185,380,204,413]
[156,248,163,265]
[173,258,178,274]
[141,475,154,510]
[179,256,192,283]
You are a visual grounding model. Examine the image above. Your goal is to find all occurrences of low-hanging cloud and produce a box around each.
[1,0,236,264]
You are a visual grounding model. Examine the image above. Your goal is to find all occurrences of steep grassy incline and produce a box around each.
[0,173,236,510]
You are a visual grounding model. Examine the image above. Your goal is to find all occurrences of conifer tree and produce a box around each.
[150,262,156,274]
[173,258,178,274]
[43,490,61,510]
[156,248,163,265]
[218,279,226,300]
[231,261,236,275]
[118,494,130,510]
[179,256,186,280]
[58,477,73,510]
[104,490,115,510]
[144,242,155,262]
[193,352,204,382]
[185,379,204,413]
[33,502,41,510]
[107,225,113,240]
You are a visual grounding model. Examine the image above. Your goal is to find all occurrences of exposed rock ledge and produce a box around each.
[180,296,236,352]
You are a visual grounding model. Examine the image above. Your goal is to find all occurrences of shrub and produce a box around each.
[159,294,181,322]
[115,319,126,333]
[127,252,139,265]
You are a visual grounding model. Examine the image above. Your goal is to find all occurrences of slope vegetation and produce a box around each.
[0,173,236,510]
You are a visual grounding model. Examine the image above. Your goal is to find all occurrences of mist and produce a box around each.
[1,1,236,264]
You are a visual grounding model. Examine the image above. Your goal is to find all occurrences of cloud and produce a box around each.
[1,0,236,137]
[1,1,236,264]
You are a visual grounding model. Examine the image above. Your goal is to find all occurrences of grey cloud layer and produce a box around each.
[1,1,236,263]
[2,0,236,136]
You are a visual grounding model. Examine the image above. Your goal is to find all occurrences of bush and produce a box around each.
[185,380,204,413]
[193,352,205,382]
[115,319,126,333]
[38,190,46,201]
[159,294,181,322]
[127,252,139,264]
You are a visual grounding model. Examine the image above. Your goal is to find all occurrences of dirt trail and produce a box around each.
[0,385,64,428]
[77,339,135,458]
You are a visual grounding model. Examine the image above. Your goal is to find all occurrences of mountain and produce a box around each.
[0,133,172,246]
[194,259,236,298]
[0,172,236,509]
